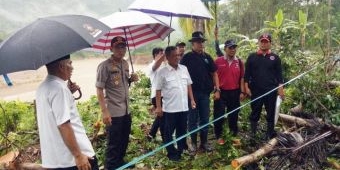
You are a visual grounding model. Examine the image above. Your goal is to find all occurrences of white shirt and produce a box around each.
[147,60,166,98]
[155,64,192,112]
[36,75,95,168]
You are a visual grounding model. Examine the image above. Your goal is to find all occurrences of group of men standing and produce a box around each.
[147,31,284,161]
[34,30,284,169]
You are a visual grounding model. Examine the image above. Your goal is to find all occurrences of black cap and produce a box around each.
[224,39,237,48]
[46,54,70,66]
[188,31,206,42]
[259,34,272,42]
[176,41,186,47]
[111,36,127,47]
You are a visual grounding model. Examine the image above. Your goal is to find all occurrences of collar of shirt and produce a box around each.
[257,49,271,56]
[165,64,180,71]
[109,57,122,65]
[47,74,66,83]
[223,55,237,61]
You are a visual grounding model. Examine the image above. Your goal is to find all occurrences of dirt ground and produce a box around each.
[0,57,150,102]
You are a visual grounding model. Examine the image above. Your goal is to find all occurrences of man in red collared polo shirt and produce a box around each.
[213,39,246,145]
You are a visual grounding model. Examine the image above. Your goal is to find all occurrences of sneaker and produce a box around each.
[232,138,241,146]
[217,138,225,145]
[200,143,213,152]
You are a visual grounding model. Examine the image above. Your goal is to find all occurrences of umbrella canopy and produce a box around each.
[128,0,214,20]
[0,15,110,74]
[92,11,174,53]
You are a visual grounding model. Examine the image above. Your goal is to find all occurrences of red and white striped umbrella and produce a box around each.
[92,11,174,53]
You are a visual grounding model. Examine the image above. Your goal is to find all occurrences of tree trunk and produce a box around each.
[231,138,278,168]
[278,113,316,127]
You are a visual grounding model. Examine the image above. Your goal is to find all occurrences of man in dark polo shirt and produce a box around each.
[180,31,220,154]
[244,34,284,140]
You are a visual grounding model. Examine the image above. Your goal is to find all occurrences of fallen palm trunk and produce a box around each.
[231,114,339,169]
[231,138,278,169]
[279,113,340,135]
[16,163,43,170]
[278,113,321,127]
[328,80,340,87]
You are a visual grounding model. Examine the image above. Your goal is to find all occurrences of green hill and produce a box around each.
[0,0,134,39]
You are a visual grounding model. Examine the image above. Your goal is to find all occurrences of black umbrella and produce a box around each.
[0,14,110,74]
[0,14,110,99]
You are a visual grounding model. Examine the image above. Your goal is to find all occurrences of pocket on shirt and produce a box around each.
[181,75,189,85]
[165,76,177,88]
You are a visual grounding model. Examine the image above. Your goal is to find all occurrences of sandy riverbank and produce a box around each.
[0,58,149,102]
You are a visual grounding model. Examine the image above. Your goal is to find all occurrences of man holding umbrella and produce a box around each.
[180,31,220,154]
[36,55,98,170]
[96,36,139,169]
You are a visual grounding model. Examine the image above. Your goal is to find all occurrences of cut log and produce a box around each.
[231,138,278,169]
[19,163,44,170]
[289,103,303,113]
[0,151,19,166]
[279,113,340,134]
[328,80,340,87]
[278,113,323,127]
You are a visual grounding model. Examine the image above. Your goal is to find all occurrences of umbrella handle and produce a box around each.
[68,79,82,100]
[73,89,82,100]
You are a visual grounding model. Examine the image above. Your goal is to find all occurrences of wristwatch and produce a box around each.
[213,88,221,93]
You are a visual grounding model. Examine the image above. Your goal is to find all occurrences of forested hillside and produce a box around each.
[0,0,134,37]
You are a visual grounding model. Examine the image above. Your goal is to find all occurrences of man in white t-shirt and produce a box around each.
[146,47,166,141]
[36,55,97,170]
[155,46,196,161]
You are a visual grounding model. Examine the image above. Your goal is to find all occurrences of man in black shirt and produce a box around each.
[244,34,284,140]
[180,31,220,154]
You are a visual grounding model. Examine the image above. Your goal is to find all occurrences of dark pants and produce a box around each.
[164,111,188,158]
[105,114,132,170]
[213,89,240,138]
[51,156,99,170]
[188,91,210,146]
[149,97,165,141]
[249,89,277,136]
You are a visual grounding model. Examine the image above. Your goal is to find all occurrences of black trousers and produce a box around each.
[163,111,188,158]
[149,97,165,141]
[51,156,99,170]
[249,89,277,134]
[213,89,240,138]
[105,114,132,170]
